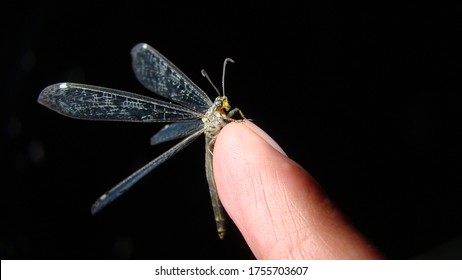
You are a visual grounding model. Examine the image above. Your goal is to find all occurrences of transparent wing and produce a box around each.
[131,43,213,113]
[38,83,202,122]
[150,120,204,146]
[91,129,204,214]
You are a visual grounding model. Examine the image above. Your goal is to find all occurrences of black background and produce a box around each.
[2,1,462,259]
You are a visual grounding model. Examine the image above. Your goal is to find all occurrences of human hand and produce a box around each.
[214,120,383,259]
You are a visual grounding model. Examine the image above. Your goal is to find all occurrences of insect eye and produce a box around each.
[214,99,223,107]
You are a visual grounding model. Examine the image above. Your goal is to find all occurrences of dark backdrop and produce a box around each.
[2,1,462,259]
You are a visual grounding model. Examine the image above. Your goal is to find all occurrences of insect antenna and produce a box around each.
[201,69,221,97]
[222,58,234,97]
[201,58,234,97]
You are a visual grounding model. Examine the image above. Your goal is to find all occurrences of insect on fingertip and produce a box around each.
[39,43,246,239]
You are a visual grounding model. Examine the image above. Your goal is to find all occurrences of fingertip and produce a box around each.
[241,121,287,156]
[213,121,303,255]
[213,121,288,201]
[213,121,382,259]
[213,120,285,216]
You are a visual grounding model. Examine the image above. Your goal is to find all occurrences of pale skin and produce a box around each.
[213,120,383,259]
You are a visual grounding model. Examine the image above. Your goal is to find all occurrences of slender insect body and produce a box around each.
[205,135,226,239]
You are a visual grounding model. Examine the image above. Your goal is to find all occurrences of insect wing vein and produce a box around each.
[91,128,204,214]
[150,120,204,146]
[131,43,213,113]
[38,82,202,122]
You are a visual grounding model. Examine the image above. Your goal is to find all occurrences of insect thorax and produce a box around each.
[202,96,232,139]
